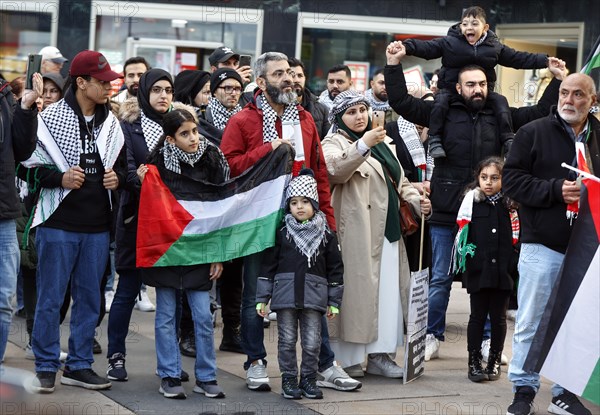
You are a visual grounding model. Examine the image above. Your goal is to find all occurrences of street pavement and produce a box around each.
[2,282,599,415]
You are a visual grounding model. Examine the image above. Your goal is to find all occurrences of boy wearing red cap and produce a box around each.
[21,50,124,393]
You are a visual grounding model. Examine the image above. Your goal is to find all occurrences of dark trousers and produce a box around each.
[277,308,321,378]
[467,288,511,352]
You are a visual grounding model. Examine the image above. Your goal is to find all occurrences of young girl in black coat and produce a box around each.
[451,156,519,382]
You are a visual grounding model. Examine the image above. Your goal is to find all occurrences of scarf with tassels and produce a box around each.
[284,210,329,267]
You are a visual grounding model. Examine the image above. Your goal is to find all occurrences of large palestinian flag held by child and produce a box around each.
[136,146,293,267]
[524,177,600,406]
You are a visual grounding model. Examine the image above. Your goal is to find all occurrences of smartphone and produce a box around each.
[372,110,385,129]
[239,54,252,68]
[25,54,42,90]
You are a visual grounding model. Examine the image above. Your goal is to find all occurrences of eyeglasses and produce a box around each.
[218,86,242,94]
[150,86,174,95]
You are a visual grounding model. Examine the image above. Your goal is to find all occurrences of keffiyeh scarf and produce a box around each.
[318,89,334,110]
[140,110,163,152]
[208,97,241,131]
[364,88,390,112]
[284,210,329,267]
[397,116,427,170]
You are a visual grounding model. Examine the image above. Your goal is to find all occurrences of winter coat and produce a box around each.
[220,91,336,231]
[404,26,547,90]
[114,99,198,271]
[256,226,344,314]
[385,63,561,226]
[0,81,38,220]
[321,131,422,343]
[503,109,600,254]
[460,189,516,293]
[140,141,228,290]
[300,88,331,141]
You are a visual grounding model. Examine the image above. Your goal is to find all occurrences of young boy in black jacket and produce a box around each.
[256,169,344,400]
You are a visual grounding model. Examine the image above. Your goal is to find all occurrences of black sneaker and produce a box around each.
[181,369,190,382]
[30,371,56,393]
[219,324,244,354]
[179,333,196,357]
[299,375,323,399]
[281,375,302,399]
[93,339,102,355]
[507,386,536,415]
[107,352,128,381]
[548,390,592,415]
[61,367,112,390]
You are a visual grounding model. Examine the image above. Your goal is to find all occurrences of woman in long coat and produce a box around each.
[321,90,430,378]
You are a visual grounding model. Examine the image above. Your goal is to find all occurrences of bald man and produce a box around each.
[503,73,598,415]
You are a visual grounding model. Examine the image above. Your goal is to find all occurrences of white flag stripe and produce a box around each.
[540,246,600,395]
[179,175,287,235]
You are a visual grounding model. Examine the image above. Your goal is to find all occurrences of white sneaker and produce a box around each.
[317,361,362,391]
[424,334,440,361]
[105,289,115,313]
[135,290,155,312]
[25,343,67,362]
[481,339,509,365]
[267,311,277,321]
[366,354,403,378]
[246,359,270,391]
[506,309,517,321]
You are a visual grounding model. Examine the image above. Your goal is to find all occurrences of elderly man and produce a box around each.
[220,51,360,394]
[503,73,598,415]
[384,40,567,363]
[39,46,68,74]
[318,64,353,110]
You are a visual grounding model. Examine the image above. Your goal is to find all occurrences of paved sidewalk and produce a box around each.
[2,282,598,415]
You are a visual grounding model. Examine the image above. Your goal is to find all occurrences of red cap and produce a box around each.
[69,50,122,82]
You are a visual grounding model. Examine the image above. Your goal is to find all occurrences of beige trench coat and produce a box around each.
[322,131,423,344]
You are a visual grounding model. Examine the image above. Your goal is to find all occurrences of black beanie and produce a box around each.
[210,68,243,96]
[174,70,210,105]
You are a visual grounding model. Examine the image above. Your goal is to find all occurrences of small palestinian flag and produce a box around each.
[136,146,293,267]
[524,177,600,406]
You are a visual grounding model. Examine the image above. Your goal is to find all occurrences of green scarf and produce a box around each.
[336,115,402,242]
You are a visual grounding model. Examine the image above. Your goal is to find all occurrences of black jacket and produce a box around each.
[503,109,600,253]
[0,81,38,220]
[385,63,560,226]
[404,26,547,90]
[460,189,516,293]
[301,88,331,140]
[140,144,228,290]
[256,226,344,314]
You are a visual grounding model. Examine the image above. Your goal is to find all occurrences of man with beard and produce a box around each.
[365,68,399,124]
[112,57,150,105]
[502,73,598,415]
[221,52,361,393]
[288,57,330,140]
[384,41,567,363]
[318,64,352,110]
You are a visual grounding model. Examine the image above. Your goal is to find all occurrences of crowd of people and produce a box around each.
[0,5,597,415]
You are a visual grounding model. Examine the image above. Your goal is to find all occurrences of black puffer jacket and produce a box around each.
[0,81,38,220]
[404,26,547,90]
[256,226,344,314]
[385,63,561,226]
[301,88,331,140]
[503,109,600,253]
[460,189,516,294]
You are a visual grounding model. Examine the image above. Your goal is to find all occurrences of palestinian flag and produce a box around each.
[136,146,293,267]
[582,35,600,114]
[524,177,600,405]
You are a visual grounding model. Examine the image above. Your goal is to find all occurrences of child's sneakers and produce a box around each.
[428,135,447,158]
[299,375,323,399]
[281,375,302,399]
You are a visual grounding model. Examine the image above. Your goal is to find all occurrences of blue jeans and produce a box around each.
[107,269,142,357]
[277,308,321,377]
[33,227,109,372]
[427,224,454,340]
[0,219,19,361]
[105,241,116,292]
[508,243,564,396]
[155,287,216,382]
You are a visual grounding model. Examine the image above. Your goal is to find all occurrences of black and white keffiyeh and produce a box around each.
[140,110,163,152]
[162,140,230,179]
[284,210,329,267]
[397,116,427,168]
[364,88,390,112]
[327,90,370,133]
[318,89,334,110]
[258,93,299,143]
[207,97,241,131]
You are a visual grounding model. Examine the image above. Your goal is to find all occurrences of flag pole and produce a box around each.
[561,162,600,182]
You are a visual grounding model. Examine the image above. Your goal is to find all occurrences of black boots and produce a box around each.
[219,324,244,354]
[428,135,446,158]
[468,349,486,382]
[485,349,502,381]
